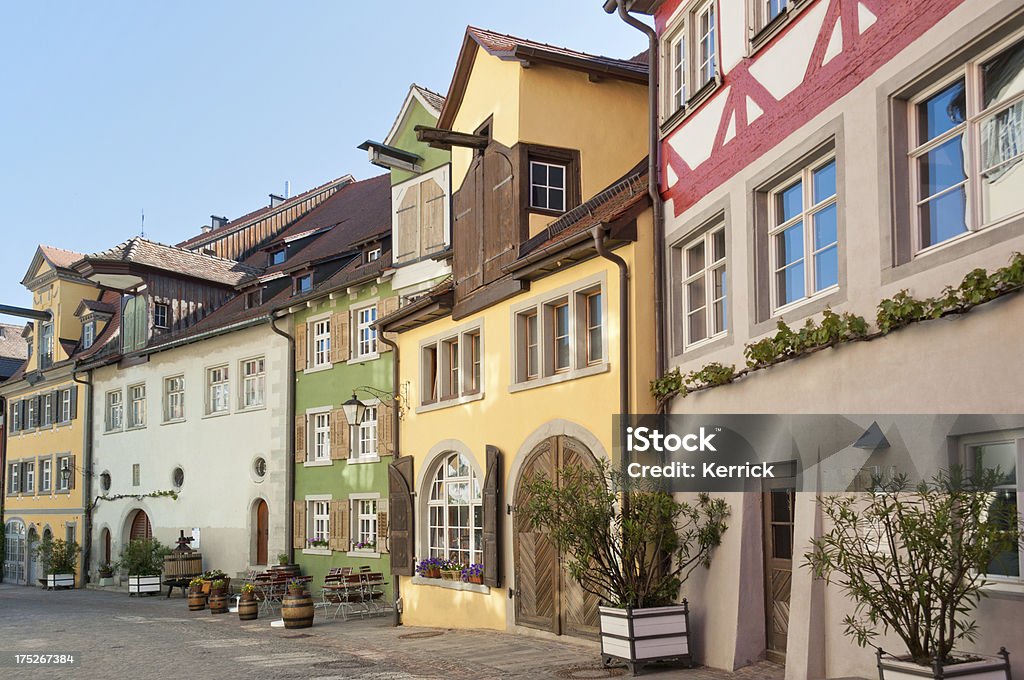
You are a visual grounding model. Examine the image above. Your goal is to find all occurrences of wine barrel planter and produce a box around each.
[188,590,207,611]
[281,590,314,629]
[238,596,258,621]
[209,592,229,614]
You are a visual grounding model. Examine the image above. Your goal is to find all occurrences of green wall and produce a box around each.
[390,96,450,185]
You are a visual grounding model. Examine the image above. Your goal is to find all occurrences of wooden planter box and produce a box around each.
[45,574,74,589]
[599,602,693,675]
[877,649,1011,680]
[128,574,162,595]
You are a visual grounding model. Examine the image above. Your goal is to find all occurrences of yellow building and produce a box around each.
[379,27,655,638]
[2,246,117,587]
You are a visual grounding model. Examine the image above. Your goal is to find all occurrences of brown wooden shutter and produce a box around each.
[330,408,349,460]
[9,401,17,433]
[482,151,516,284]
[295,415,307,463]
[329,499,348,551]
[339,500,350,552]
[420,177,446,255]
[396,185,420,262]
[68,455,76,490]
[295,321,307,370]
[293,500,306,550]
[388,456,415,576]
[69,386,78,420]
[377,506,389,554]
[334,312,350,363]
[378,401,394,456]
[453,159,483,299]
[482,445,503,587]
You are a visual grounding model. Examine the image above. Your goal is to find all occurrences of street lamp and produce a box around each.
[341,393,366,426]
[60,461,71,485]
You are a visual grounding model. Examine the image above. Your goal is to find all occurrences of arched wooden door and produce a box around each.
[102,528,111,565]
[255,500,269,565]
[514,436,601,639]
[129,510,152,541]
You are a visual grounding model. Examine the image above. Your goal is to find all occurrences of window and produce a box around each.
[172,467,184,489]
[515,282,607,384]
[669,32,687,112]
[355,499,378,549]
[550,301,571,373]
[355,306,378,358]
[245,289,263,309]
[153,303,169,329]
[907,36,1024,253]
[422,345,438,404]
[466,331,482,394]
[529,161,566,212]
[752,0,789,34]
[8,463,18,494]
[106,390,123,431]
[769,157,838,310]
[523,311,539,379]
[420,327,484,407]
[132,463,140,487]
[269,249,286,266]
[164,376,185,422]
[310,500,330,544]
[427,453,483,566]
[696,2,717,90]
[683,227,728,347]
[27,396,38,429]
[253,457,266,479]
[41,458,51,493]
[241,357,265,409]
[294,273,313,295]
[100,472,111,492]
[82,321,95,349]
[443,338,460,399]
[392,167,450,265]
[207,366,229,415]
[964,438,1022,578]
[366,247,382,263]
[59,388,72,423]
[582,291,603,365]
[128,384,146,428]
[12,403,21,432]
[41,393,53,427]
[23,462,34,495]
[663,0,718,117]
[57,456,70,491]
[40,322,53,369]
[312,412,331,461]
[358,406,378,459]
[311,319,331,368]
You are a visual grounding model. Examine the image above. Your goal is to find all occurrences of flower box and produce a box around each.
[599,602,693,675]
[128,574,162,595]
[877,649,1011,680]
[45,574,74,589]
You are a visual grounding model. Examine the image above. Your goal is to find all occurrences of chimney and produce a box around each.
[210,215,229,230]
[269,194,286,208]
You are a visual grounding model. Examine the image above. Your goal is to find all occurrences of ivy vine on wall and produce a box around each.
[651,252,1024,405]
[90,489,179,511]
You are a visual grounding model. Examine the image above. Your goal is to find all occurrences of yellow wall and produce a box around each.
[23,259,98,370]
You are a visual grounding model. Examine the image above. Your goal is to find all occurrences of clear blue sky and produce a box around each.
[0,1,646,323]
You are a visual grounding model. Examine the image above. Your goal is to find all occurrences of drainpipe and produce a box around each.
[269,313,295,566]
[0,394,5,583]
[72,365,92,584]
[376,331,402,627]
[606,0,667,407]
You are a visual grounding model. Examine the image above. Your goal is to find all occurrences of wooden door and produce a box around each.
[514,436,600,639]
[102,529,111,565]
[129,510,152,541]
[256,500,269,565]
[763,484,796,662]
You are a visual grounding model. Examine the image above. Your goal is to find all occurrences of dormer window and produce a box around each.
[294,273,313,295]
[245,289,263,309]
[39,322,54,369]
[269,249,286,266]
[530,161,567,212]
[366,247,382,264]
[153,303,169,329]
[82,321,95,350]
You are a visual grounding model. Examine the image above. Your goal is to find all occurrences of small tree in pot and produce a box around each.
[520,460,729,674]
[117,538,169,595]
[34,537,80,589]
[804,466,1022,679]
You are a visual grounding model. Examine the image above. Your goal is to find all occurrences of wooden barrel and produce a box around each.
[163,552,203,580]
[238,596,258,621]
[281,591,313,629]
[188,591,207,611]
[209,592,228,614]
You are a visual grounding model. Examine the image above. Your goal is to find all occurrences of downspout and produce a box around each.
[608,0,667,408]
[376,331,402,626]
[0,394,5,583]
[72,365,92,584]
[269,313,295,566]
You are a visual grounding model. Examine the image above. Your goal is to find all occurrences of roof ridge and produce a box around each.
[466,25,644,68]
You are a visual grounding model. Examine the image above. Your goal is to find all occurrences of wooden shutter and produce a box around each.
[293,501,306,550]
[330,499,349,552]
[452,159,483,299]
[388,456,415,576]
[68,455,76,490]
[378,401,394,456]
[69,386,78,420]
[420,177,446,255]
[295,321,307,370]
[395,185,420,262]
[333,312,350,363]
[377,506,389,554]
[330,408,349,460]
[9,401,17,433]
[377,297,400,353]
[295,416,307,463]
[483,446,503,587]
[482,151,517,284]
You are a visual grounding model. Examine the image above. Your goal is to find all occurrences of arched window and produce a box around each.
[427,453,482,566]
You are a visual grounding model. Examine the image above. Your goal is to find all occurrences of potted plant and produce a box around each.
[34,537,80,589]
[440,559,463,581]
[305,538,330,549]
[116,538,169,595]
[278,552,289,566]
[238,583,258,621]
[199,569,230,595]
[415,557,442,579]
[521,460,729,675]
[462,563,484,585]
[208,578,229,614]
[282,577,313,629]
[352,540,376,552]
[97,562,114,586]
[805,466,1022,679]
[187,577,207,611]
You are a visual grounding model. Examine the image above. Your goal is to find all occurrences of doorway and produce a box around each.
[254,500,269,565]
[514,435,601,639]
[763,483,796,663]
[129,510,152,541]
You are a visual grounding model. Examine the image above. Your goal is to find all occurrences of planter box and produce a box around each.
[599,602,692,675]
[128,574,162,595]
[98,577,114,587]
[877,649,1011,680]
[45,574,74,589]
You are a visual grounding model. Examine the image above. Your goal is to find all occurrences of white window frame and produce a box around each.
[661,0,719,120]
[164,375,185,422]
[240,356,265,410]
[59,388,72,423]
[417,323,485,412]
[105,390,123,432]
[529,161,567,212]
[425,452,483,567]
[696,1,717,91]
[682,225,728,348]
[311,410,331,462]
[41,458,51,493]
[23,462,34,495]
[310,499,330,544]
[356,403,379,461]
[768,154,839,314]
[27,397,38,429]
[128,383,146,429]
[354,305,378,359]
[132,463,140,487]
[153,302,169,329]
[82,321,95,349]
[41,393,52,427]
[12,403,21,432]
[354,497,378,551]
[310,318,331,368]
[8,463,19,494]
[56,456,71,492]
[366,247,382,263]
[206,365,230,416]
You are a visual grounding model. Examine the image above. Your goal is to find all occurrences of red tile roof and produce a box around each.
[466,26,649,77]
[38,245,84,270]
[413,84,446,112]
[82,237,262,287]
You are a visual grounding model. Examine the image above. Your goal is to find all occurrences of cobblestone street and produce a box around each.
[0,584,787,679]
